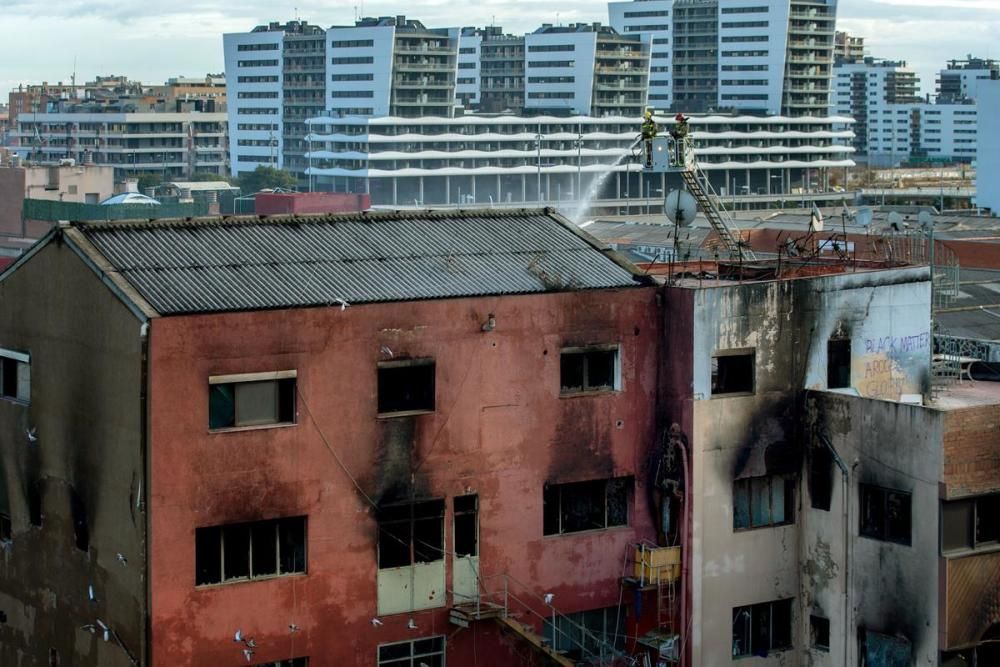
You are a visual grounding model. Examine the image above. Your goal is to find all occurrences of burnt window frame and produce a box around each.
[194,515,307,586]
[711,348,755,396]
[733,474,796,531]
[810,614,830,652]
[941,493,1000,554]
[377,358,436,417]
[859,483,912,546]
[543,477,632,536]
[377,635,445,666]
[208,370,297,431]
[453,494,479,558]
[827,338,852,389]
[0,348,31,404]
[559,344,621,396]
[377,499,446,570]
[732,598,793,658]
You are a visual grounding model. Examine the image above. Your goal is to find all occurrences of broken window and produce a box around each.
[377,500,445,569]
[209,371,296,429]
[377,360,435,415]
[0,349,30,403]
[543,606,626,658]
[827,339,851,389]
[377,636,445,667]
[860,628,912,667]
[942,493,1000,553]
[732,598,793,658]
[860,483,911,546]
[195,516,306,585]
[0,513,10,542]
[810,615,830,652]
[454,495,478,558]
[733,475,796,530]
[809,445,834,511]
[543,477,631,536]
[560,346,620,394]
[712,350,755,396]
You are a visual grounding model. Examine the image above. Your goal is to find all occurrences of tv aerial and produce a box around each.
[855,206,874,228]
[664,189,698,227]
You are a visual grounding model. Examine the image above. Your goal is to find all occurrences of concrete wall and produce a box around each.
[661,265,931,666]
[806,392,941,667]
[0,240,147,666]
[975,80,1000,212]
[0,167,25,237]
[146,286,661,665]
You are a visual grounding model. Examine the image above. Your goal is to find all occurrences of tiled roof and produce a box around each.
[74,209,644,316]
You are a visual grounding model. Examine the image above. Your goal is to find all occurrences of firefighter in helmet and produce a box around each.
[670,113,690,166]
[641,109,658,168]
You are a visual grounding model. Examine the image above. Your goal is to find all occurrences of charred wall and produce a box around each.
[0,240,146,666]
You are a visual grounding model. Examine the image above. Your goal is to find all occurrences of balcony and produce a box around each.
[395,45,454,54]
[394,62,455,71]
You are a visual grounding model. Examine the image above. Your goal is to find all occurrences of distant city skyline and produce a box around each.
[1,0,996,102]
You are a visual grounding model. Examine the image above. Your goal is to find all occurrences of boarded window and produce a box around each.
[195,516,306,585]
[377,500,445,569]
[543,477,631,536]
[732,598,793,658]
[810,615,830,651]
[942,493,1000,553]
[377,360,435,415]
[209,373,296,429]
[734,475,795,530]
[809,445,833,511]
[827,339,851,389]
[454,495,478,558]
[560,346,619,394]
[0,349,30,403]
[378,636,445,666]
[860,483,911,545]
[712,350,754,395]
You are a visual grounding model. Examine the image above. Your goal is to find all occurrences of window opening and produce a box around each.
[0,349,30,403]
[377,360,435,415]
[378,500,445,569]
[942,493,1000,553]
[0,513,10,542]
[733,475,795,530]
[827,339,851,388]
[809,445,833,511]
[810,615,830,652]
[732,598,793,658]
[543,606,626,659]
[560,346,620,394]
[195,516,306,585]
[209,372,296,429]
[70,491,89,552]
[377,636,445,666]
[712,350,755,395]
[251,660,308,667]
[543,477,631,536]
[860,483,911,545]
[454,495,478,558]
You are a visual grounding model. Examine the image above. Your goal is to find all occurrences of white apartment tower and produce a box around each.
[609,0,837,116]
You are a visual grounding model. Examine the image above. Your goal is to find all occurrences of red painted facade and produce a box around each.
[147,287,661,665]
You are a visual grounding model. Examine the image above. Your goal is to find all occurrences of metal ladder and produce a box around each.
[678,167,756,262]
[656,576,676,632]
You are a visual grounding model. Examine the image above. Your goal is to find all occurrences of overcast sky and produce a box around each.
[1,0,997,100]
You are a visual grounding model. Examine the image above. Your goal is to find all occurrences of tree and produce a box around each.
[136,173,162,192]
[238,166,297,194]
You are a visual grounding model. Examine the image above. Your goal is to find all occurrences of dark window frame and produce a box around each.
[208,371,297,431]
[711,349,755,396]
[732,598,793,658]
[827,339,851,389]
[733,475,796,531]
[377,636,445,666]
[543,477,632,536]
[377,359,436,417]
[195,516,307,586]
[559,345,621,395]
[859,483,912,546]
[454,495,478,558]
[941,493,1000,554]
[0,349,30,404]
[377,499,445,570]
[810,615,830,652]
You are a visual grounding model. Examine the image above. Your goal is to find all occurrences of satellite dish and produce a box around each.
[664,189,698,226]
[887,211,905,232]
[917,210,933,230]
[855,207,873,227]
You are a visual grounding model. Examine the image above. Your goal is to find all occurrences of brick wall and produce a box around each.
[0,168,25,237]
[943,404,1000,498]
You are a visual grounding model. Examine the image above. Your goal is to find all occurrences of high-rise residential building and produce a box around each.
[608,0,838,117]
[937,55,1000,104]
[834,30,864,64]
[478,30,525,113]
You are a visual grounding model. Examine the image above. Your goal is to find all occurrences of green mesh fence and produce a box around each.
[23,198,210,222]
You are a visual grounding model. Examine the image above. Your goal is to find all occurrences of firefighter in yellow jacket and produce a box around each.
[641,109,658,168]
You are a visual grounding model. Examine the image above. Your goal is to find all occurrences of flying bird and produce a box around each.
[26,428,37,443]
[234,629,243,643]
[243,648,255,662]
[407,618,418,630]
[370,618,383,627]
[543,593,554,605]
[116,553,128,566]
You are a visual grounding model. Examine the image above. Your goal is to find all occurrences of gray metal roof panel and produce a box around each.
[76,209,642,315]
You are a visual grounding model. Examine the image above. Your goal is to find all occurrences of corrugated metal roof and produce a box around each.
[75,209,643,316]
